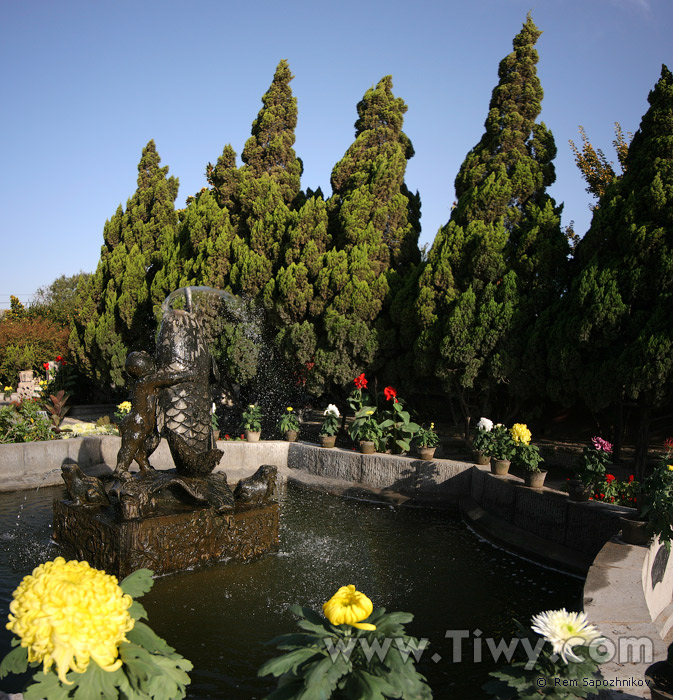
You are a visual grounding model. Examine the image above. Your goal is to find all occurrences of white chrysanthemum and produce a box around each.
[531,609,603,664]
[476,417,493,432]
[324,404,340,417]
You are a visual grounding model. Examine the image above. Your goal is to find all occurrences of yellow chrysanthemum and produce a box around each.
[116,401,132,414]
[3,386,12,393]
[668,465,673,472]
[287,407,293,412]
[511,423,532,445]
[430,422,435,430]
[323,585,376,630]
[7,557,134,684]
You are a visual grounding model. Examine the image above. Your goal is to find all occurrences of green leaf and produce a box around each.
[72,661,123,700]
[128,599,149,621]
[302,654,350,699]
[23,671,72,700]
[126,621,175,654]
[120,569,155,598]
[0,644,28,678]
[258,647,321,678]
[144,652,193,700]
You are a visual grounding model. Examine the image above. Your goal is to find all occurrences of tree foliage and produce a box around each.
[548,65,673,475]
[69,141,178,392]
[569,123,632,204]
[414,14,568,425]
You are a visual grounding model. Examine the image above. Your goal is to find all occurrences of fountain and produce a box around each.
[52,287,281,577]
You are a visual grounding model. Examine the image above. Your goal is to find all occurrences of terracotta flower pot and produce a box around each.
[620,516,650,545]
[319,434,336,448]
[524,470,547,489]
[245,430,261,443]
[491,459,510,475]
[285,430,298,442]
[474,451,491,466]
[418,446,436,461]
[360,441,376,455]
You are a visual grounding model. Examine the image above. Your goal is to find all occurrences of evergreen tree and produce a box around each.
[549,66,673,475]
[309,76,420,394]
[414,14,568,426]
[69,141,178,392]
[229,60,302,298]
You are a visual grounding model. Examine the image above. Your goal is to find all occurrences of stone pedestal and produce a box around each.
[53,499,279,578]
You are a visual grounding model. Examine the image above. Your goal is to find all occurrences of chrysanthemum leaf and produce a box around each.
[71,661,125,699]
[0,644,28,678]
[23,671,71,700]
[126,621,176,654]
[128,599,149,621]
[302,654,352,699]
[144,652,193,700]
[258,647,321,678]
[120,568,155,598]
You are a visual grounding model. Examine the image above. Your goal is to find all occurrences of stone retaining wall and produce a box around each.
[1,436,671,697]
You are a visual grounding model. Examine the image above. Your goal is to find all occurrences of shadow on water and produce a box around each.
[0,482,583,699]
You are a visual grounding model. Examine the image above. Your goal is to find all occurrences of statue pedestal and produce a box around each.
[53,500,279,578]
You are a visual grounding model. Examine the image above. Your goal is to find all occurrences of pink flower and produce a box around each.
[591,436,613,453]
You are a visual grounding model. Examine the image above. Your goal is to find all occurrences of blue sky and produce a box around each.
[1,0,671,309]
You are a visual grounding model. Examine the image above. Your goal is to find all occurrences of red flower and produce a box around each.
[628,474,635,483]
[55,355,62,362]
[43,362,49,370]
[600,493,605,499]
[384,386,397,402]
[665,437,673,450]
[606,474,616,483]
[240,434,244,440]
[354,373,367,389]
[224,434,230,440]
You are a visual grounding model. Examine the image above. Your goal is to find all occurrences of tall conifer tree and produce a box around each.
[69,141,178,391]
[308,76,420,392]
[414,15,568,424]
[548,66,673,475]
[229,59,302,298]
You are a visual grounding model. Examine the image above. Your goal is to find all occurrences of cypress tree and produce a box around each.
[229,60,302,298]
[549,66,673,475]
[69,141,178,391]
[310,76,419,393]
[414,14,568,425]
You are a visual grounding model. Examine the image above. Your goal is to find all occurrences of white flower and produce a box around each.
[212,403,216,414]
[476,417,494,432]
[324,404,340,417]
[531,609,603,664]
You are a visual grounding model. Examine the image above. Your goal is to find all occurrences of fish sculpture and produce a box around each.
[155,289,223,475]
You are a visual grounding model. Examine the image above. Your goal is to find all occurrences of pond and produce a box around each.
[0,481,583,698]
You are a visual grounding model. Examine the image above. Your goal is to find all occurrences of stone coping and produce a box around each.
[0,437,670,696]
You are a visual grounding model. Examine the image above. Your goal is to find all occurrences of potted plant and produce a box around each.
[510,423,546,488]
[241,403,263,442]
[357,411,383,454]
[211,403,220,441]
[319,404,340,448]
[568,436,612,501]
[416,422,440,460]
[276,406,300,442]
[376,386,420,454]
[637,438,673,548]
[490,423,515,475]
[472,417,494,465]
[646,639,673,700]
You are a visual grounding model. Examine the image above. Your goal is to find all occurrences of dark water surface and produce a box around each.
[0,482,583,698]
